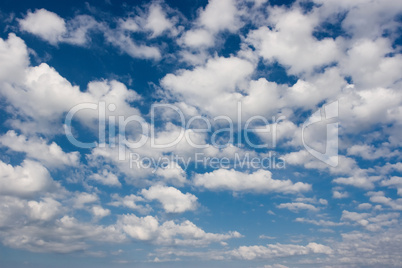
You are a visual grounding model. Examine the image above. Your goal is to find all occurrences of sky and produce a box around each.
[0,0,401,267]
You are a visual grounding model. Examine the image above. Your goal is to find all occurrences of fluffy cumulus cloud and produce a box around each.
[118,214,241,246]
[141,185,198,213]
[19,9,67,44]
[277,202,319,212]
[246,7,339,74]
[194,169,311,193]
[231,242,333,260]
[0,0,402,267]
[0,130,79,168]
[0,160,56,198]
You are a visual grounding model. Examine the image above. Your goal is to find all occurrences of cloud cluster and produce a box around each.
[0,0,401,266]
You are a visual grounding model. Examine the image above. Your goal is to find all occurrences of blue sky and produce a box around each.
[0,0,402,267]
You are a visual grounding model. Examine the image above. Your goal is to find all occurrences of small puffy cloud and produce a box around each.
[381,176,402,196]
[118,214,241,246]
[295,217,344,227]
[162,56,254,110]
[341,209,400,231]
[28,198,61,221]
[341,210,370,225]
[0,41,143,134]
[231,242,332,260]
[179,0,240,48]
[180,28,215,48]
[73,192,99,209]
[109,194,151,214]
[141,185,198,213]
[19,9,67,44]
[245,7,339,74]
[347,144,399,160]
[283,150,358,176]
[333,190,349,199]
[145,4,174,37]
[0,160,55,198]
[357,203,373,210]
[194,169,311,194]
[368,191,402,210]
[333,174,381,190]
[89,169,121,187]
[339,37,402,89]
[104,30,161,60]
[277,202,319,212]
[119,214,159,241]
[91,205,111,219]
[263,265,289,268]
[0,33,29,83]
[0,131,80,168]
[199,0,240,33]
[155,162,187,186]
[2,215,126,253]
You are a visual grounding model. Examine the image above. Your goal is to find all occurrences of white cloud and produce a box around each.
[315,0,402,40]
[246,7,339,74]
[231,242,332,260]
[109,194,151,214]
[104,29,161,60]
[368,191,402,211]
[0,33,29,83]
[199,0,240,33]
[333,174,381,190]
[0,160,55,198]
[118,214,242,246]
[28,198,61,221]
[179,0,240,49]
[295,217,344,227]
[277,202,319,212]
[339,38,402,89]
[145,4,175,37]
[381,176,402,196]
[155,162,187,186]
[19,8,162,59]
[1,215,126,253]
[162,56,254,113]
[89,169,121,187]
[0,131,80,168]
[347,144,399,160]
[263,265,289,268]
[19,9,67,44]
[194,169,311,193]
[331,227,402,266]
[119,214,159,241]
[357,203,372,210]
[180,28,215,48]
[73,192,99,209]
[62,15,99,45]
[333,190,349,199]
[283,150,358,176]
[0,35,143,134]
[141,185,198,213]
[91,205,111,219]
[339,87,402,133]
[341,209,400,231]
